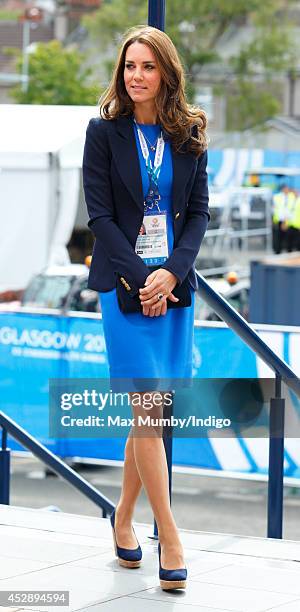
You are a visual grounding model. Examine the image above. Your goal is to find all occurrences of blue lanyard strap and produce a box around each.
[134,119,165,213]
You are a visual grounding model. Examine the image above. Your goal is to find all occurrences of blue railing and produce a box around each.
[197,272,299,538]
[196,273,300,395]
[154,272,299,541]
[0,410,114,517]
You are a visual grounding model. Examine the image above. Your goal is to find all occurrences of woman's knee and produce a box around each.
[124,431,134,457]
[128,391,164,437]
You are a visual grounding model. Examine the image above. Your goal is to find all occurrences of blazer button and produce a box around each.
[175,212,180,219]
[120,276,125,284]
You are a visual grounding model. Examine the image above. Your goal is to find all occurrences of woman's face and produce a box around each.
[124,42,161,106]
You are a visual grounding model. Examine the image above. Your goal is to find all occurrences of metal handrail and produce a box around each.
[0,411,114,516]
[194,271,299,539]
[154,273,299,540]
[196,272,300,397]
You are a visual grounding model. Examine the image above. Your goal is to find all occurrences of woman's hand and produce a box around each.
[139,269,179,316]
[141,299,168,317]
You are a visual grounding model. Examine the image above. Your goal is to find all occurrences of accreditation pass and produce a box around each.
[135,211,169,265]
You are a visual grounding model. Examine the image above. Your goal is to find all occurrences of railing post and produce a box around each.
[267,374,285,538]
[0,427,10,505]
[148,0,167,541]
[148,0,166,30]
[152,393,173,540]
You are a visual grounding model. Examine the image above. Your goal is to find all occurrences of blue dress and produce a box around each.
[99,121,195,379]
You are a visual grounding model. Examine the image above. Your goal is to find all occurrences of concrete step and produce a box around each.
[0,504,300,611]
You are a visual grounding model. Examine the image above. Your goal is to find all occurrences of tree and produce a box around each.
[11,40,101,105]
[82,0,297,129]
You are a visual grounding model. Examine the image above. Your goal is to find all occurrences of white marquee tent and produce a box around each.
[0,104,98,291]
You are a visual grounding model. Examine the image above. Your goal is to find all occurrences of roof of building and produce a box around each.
[0,20,54,74]
[210,115,300,150]
[265,116,300,136]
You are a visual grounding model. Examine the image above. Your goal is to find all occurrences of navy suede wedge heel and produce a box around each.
[110,509,142,568]
[158,542,187,590]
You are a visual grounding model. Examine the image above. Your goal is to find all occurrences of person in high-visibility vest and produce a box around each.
[272,185,296,254]
[286,193,300,252]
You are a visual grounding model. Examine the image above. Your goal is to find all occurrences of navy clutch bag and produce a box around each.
[116,269,191,314]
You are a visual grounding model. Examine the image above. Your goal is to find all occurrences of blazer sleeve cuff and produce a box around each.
[160,263,183,286]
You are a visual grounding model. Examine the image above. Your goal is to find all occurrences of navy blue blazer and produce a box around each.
[82,114,210,296]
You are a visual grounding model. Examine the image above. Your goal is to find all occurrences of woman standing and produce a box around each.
[83,24,209,590]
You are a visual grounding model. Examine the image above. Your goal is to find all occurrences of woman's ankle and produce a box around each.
[158,528,182,548]
[115,503,134,525]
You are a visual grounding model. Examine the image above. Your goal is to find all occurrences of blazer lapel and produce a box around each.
[112,115,144,212]
[171,147,196,214]
[111,115,196,215]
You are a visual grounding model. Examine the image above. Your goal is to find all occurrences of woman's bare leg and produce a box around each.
[114,431,143,548]
[131,393,185,570]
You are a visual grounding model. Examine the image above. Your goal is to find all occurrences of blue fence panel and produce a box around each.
[208,149,300,191]
[1,312,299,477]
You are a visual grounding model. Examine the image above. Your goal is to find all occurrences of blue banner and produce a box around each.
[1,311,299,477]
[208,149,300,190]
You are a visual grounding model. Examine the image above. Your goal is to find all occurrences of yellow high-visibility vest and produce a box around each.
[289,197,300,229]
[273,192,296,224]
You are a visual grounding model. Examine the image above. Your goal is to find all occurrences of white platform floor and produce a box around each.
[0,504,300,612]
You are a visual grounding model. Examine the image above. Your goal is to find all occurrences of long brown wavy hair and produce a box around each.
[99,25,208,157]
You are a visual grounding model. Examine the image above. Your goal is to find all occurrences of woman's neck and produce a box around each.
[134,103,158,125]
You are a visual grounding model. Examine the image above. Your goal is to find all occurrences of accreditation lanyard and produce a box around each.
[134,118,164,212]
[134,119,169,265]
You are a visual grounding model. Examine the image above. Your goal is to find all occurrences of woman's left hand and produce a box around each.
[139,269,179,316]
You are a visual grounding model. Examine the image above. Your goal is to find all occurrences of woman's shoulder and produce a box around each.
[86,116,113,133]
[85,117,119,150]
[86,115,131,137]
